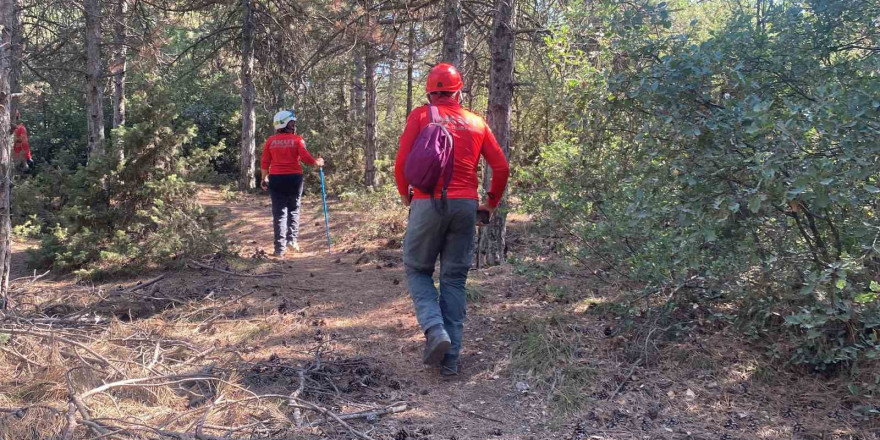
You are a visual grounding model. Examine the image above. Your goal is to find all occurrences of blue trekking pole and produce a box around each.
[319,167,332,253]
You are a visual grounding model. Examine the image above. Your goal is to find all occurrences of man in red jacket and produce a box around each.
[11,111,33,172]
[394,63,510,375]
[260,109,324,257]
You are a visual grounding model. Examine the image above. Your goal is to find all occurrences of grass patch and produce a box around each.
[466,280,485,302]
[511,314,596,413]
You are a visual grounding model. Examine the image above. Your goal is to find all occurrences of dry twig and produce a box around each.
[609,358,643,400]
[451,403,503,424]
[188,260,282,278]
[308,402,409,427]
[122,274,167,293]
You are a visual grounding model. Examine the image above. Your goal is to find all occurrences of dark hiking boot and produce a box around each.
[422,325,451,366]
[440,354,459,376]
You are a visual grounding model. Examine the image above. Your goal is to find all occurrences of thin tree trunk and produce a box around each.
[239,0,256,190]
[406,23,414,116]
[112,0,128,162]
[384,62,397,122]
[477,0,514,267]
[363,40,378,188]
[85,0,106,159]
[351,46,365,122]
[0,0,14,308]
[8,0,20,118]
[440,0,462,66]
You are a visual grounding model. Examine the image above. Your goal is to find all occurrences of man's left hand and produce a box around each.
[477,204,495,225]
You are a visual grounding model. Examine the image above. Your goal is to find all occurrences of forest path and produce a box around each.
[199,187,551,440]
[2,186,868,439]
[201,186,876,440]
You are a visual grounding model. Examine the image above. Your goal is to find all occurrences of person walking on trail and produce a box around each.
[11,111,34,173]
[394,63,510,376]
[260,109,324,258]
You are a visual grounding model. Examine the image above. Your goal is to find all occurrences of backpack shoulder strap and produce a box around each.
[428,104,441,124]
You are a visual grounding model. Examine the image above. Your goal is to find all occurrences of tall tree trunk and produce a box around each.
[112,0,128,162]
[239,0,256,190]
[363,40,378,188]
[8,0,20,118]
[477,0,514,267]
[85,0,106,159]
[406,23,415,116]
[351,47,365,122]
[384,62,397,122]
[0,0,14,308]
[440,0,462,66]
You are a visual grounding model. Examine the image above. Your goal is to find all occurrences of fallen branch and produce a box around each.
[80,374,218,400]
[123,274,167,294]
[609,358,642,401]
[293,399,375,440]
[0,404,62,417]
[61,402,77,440]
[290,368,307,427]
[65,368,109,437]
[308,402,409,427]
[0,345,48,368]
[451,403,503,424]
[188,260,282,278]
[10,270,51,284]
[4,328,125,376]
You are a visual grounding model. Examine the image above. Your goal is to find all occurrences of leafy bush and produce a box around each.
[25,85,224,278]
[523,0,880,372]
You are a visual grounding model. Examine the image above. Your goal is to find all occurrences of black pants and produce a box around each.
[269,173,304,254]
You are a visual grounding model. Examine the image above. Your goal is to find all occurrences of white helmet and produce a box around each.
[273,110,297,131]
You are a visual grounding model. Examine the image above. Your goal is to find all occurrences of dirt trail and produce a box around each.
[2,187,873,440]
[200,189,547,439]
[201,188,877,440]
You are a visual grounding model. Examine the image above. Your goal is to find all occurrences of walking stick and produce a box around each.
[319,167,332,253]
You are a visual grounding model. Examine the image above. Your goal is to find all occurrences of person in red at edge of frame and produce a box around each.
[394,63,510,376]
[11,111,34,172]
[260,109,324,258]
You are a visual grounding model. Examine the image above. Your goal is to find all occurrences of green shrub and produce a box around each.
[25,84,225,278]
[523,0,880,372]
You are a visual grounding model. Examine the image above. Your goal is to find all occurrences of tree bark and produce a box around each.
[363,40,378,188]
[0,0,14,308]
[239,0,256,190]
[351,46,365,122]
[8,0,20,118]
[477,0,514,267]
[384,61,397,122]
[112,0,127,129]
[440,0,462,66]
[85,0,106,159]
[112,0,128,162]
[406,23,415,116]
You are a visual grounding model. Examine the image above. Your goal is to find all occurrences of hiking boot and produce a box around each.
[272,250,285,259]
[422,325,451,366]
[288,241,300,252]
[440,354,459,376]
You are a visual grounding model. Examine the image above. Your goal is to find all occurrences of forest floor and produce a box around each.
[0,186,876,440]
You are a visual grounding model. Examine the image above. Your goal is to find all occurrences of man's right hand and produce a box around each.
[261,178,269,191]
[401,192,411,207]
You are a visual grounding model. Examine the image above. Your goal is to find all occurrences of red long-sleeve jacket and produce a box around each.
[13,124,31,161]
[260,133,316,175]
[394,96,510,208]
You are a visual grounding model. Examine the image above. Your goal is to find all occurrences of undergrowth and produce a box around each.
[510,313,597,413]
[15,84,228,279]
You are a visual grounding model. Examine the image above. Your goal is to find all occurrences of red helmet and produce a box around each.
[425,63,463,94]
